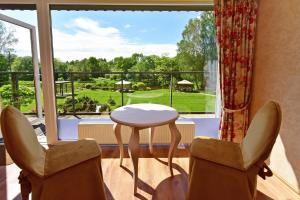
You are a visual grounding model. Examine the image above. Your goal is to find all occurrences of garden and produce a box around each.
[0,77,216,114]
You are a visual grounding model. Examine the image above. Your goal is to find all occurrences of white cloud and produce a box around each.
[2,23,33,57]
[1,11,39,58]
[5,17,177,61]
[124,24,132,29]
[52,17,177,61]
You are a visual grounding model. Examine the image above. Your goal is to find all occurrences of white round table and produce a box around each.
[110,103,182,194]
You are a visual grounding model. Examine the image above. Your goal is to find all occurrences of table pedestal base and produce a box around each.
[114,121,181,194]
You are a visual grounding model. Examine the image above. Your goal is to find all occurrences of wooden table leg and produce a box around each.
[168,121,181,176]
[149,127,155,154]
[113,123,123,166]
[128,127,140,194]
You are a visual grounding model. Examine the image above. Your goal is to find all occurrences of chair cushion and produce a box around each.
[190,137,245,170]
[44,139,101,177]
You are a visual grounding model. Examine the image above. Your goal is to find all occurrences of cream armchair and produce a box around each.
[187,101,282,200]
[0,106,107,200]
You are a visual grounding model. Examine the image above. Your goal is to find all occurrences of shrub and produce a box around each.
[57,104,65,114]
[0,84,35,107]
[98,103,110,112]
[93,77,115,89]
[73,82,86,90]
[96,82,103,87]
[85,83,92,89]
[62,96,98,113]
[107,96,116,106]
[19,81,34,87]
[91,83,100,90]
[74,102,82,111]
[110,74,119,80]
[64,96,77,105]
[133,82,146,90]
[132,84,138,90]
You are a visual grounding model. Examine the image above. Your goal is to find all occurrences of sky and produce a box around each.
[0,10,200,61]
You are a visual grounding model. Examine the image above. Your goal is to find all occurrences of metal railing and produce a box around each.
[0,71,217,115]
[54,71,217,115]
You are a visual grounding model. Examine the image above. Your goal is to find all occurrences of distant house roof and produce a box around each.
[177,80,193,85]
[115,80,131,85]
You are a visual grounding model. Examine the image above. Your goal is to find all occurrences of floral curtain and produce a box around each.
[214,0,258,142]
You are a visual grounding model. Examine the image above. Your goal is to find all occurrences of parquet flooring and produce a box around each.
[1,146,299,200]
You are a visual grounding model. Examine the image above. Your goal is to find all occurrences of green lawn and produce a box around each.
[61,88,215,113]
[11,84,216,113]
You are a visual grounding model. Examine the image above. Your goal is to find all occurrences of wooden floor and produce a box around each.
[1,146,299,200]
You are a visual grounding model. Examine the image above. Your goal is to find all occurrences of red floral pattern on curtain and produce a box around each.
[214,0,258,142]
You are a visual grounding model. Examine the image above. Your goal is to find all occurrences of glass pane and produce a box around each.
[124,72,171,106]
[55,72,122,115]
[0,17,42,115]
[50,10,217,115]
[172,70,216,113]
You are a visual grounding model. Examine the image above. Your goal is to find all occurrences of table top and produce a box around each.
[110,103,178,128]
[55,81,71,84]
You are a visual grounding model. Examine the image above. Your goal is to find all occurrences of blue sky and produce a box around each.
[51,11,199,44]
[0,10,200,61]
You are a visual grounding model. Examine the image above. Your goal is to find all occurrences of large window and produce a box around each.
[51,10,217,116]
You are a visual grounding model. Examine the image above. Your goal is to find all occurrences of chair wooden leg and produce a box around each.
[18,171,31,200]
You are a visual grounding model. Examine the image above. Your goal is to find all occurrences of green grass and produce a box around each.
[7,82,216,113]
[21,101,37,113]
[69,88,215,113]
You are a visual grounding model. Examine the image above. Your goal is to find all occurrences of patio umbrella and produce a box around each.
[177,80,193,85]
[115,80,131,85]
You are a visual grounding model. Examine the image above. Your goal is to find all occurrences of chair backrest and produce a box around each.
[241,101,282,169]
[0,106,45,176]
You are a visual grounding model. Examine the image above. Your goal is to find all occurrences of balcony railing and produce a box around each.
[0,71,217,115]
[56,71,217,115]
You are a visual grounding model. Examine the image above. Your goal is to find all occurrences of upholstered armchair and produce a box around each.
[187,101,282,200]
[0,106,107,200]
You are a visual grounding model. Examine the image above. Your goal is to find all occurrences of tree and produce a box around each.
[177,11,217,90]
[198,12,217,61]
[131,55,155,72]
[11,56,33,80]
[86,56,99,77]
[128,55,158,84]
[97,58,110,73]
[11,56,33,72]
[54,58,68,72]
[0,21,18,55]
[0,54,9,83]
[111,55,139,72]
[154,56,178,87]
[54,58,68,80]
[0,21,18,82]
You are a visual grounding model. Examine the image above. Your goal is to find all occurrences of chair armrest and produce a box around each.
[190,137,245,170]
[44,139,101,177]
